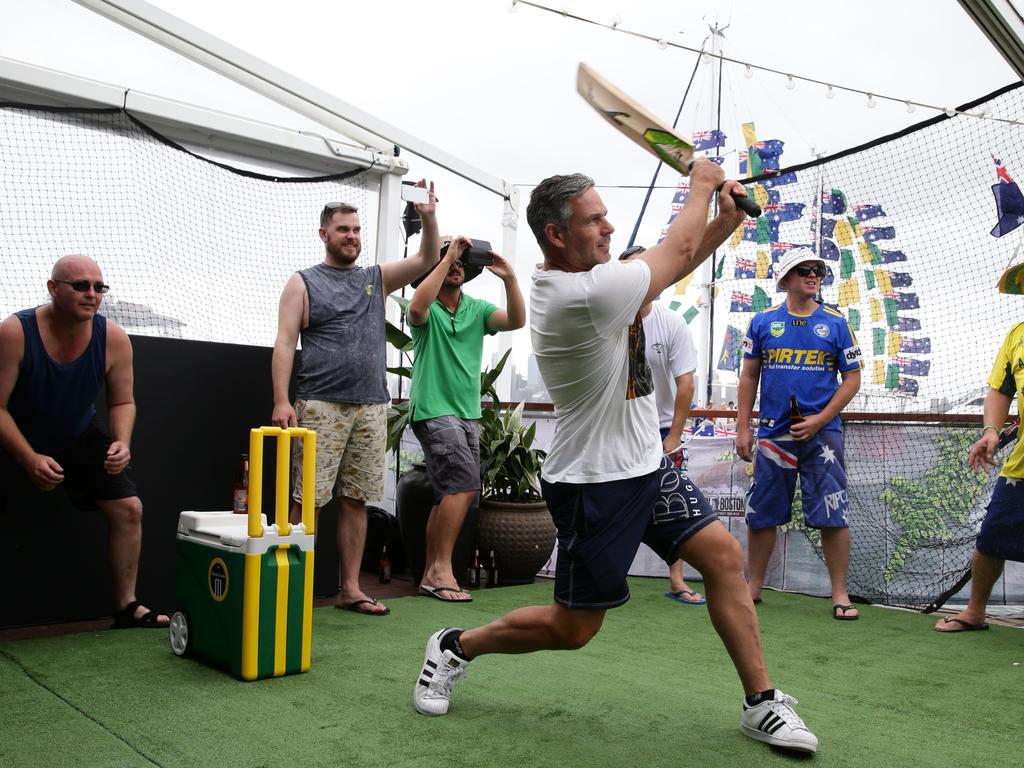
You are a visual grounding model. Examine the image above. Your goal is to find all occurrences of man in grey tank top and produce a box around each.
[272,180,441,616]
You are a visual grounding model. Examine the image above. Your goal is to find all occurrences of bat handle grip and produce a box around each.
[708,177,762,217]
[733,194,762,218]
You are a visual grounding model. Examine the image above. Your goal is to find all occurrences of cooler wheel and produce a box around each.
[169,610,192,657]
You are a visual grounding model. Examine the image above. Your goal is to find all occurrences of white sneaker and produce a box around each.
[413,628,470,716]
[741,690,819,753]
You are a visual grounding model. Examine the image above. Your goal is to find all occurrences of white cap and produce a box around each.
[774,247,825,291]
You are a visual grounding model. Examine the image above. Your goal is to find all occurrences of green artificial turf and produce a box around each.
[1,579,1021,768]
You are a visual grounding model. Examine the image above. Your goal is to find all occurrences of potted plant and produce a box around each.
[476,400,554,586]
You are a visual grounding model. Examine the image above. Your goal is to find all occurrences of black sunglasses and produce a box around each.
[54,279,110,294]
[793,264,826,278]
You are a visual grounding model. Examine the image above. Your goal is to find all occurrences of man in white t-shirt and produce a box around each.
[413,164,819,753]
[620,245,704,606]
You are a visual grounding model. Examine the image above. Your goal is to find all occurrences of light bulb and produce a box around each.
[657,38,667,49]
[905,100,915,114]
[786,75,795,90]
[507,0,517,11]
[944,106,956,117]
[744,64,753,78]
[866,93,876,109]
[611,14,622,29]
[826,85,835,99]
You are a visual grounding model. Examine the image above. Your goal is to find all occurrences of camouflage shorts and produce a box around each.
[292,400,386,507]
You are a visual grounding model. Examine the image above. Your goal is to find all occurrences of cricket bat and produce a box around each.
[577,62,762,218]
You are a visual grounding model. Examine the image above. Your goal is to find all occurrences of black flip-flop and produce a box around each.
[419,584,473,602]
[111,600,170,629]
[337,598,391,616]
[832,603,860,621]
[935,616,989,632]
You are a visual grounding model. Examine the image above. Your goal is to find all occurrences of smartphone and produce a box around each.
[401,184,430,205]
[461,239,494,267]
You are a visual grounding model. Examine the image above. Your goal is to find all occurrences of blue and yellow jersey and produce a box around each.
[744,302,862,439]
[987,321,1024,478]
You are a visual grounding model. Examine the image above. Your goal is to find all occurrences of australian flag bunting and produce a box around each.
[717,325,744,373]
[862,226,896,242]
[888,271,913,287]
[819,237,840,261]
[886,291,920,310]
[761,171,798,189]
[899,336,932,354]
[989,155,1024,238]
[692,129,727,152]
[821,189,848,215]
[897,376,920,396]
[735,257,756,279]
[879,249,907,263]
[852,204,886,221]
[730,291,754,312]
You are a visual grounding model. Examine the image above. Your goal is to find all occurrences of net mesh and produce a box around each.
[662,84,1024,609]
[4,92,1024,610]
[0,105,378,347]
[702,85,1024,413]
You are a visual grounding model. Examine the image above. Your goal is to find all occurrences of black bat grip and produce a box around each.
[707,176,762,217]
[733,194,762,218]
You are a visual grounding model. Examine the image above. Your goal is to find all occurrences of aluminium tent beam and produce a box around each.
[72,0,514,200]
[959,0,1024,81]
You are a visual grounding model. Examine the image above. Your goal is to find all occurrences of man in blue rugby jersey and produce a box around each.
[736,248,862,620]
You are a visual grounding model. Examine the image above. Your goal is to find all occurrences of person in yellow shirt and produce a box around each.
[935,321,1024,632]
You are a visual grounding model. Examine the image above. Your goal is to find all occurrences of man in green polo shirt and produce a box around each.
[407,235,526,602]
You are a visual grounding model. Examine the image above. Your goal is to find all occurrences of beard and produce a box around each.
[326,239,360,265]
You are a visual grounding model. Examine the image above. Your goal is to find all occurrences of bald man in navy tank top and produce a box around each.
[0,255,168,629]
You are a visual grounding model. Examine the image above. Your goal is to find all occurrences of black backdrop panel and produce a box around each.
[0,335,343,629]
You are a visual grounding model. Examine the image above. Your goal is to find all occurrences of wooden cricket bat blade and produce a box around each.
[576,62,761,218]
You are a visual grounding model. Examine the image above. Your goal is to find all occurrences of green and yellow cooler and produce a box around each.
[169,427,316,681]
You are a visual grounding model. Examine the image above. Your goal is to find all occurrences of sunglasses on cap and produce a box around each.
[792,263,826,278]
[54,279,110,294]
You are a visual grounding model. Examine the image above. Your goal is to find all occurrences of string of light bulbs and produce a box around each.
[507,0,1023,126]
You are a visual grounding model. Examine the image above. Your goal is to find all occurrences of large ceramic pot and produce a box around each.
[396,463,478,585]
[477,498,556,586]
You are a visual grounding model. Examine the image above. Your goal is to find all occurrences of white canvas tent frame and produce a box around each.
[69,0,520,262]
[959,0,1024,82]
[0,54,415,267]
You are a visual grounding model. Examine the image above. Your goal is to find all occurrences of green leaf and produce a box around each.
[480,348,512,397]
[386,365,412,379]
[386,319,413,353]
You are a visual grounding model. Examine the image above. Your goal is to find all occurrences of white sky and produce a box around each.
[2,0,1021,400]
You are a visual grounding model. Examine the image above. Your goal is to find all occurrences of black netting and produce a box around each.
[709,84,1024,414]
[0,105,377,346]
[678,84,1024,610]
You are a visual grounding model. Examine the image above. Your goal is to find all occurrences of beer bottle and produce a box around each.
[232,454,249,514]
[789,396,804,426]
[487,549,498,588]
[378,543,392,584]
[469,548,481,589]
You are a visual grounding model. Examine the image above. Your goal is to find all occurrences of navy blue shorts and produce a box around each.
[744,430,849,530]
[542,457,718,610]
[0,424,138,511]
[977,476,1024,562]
